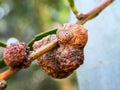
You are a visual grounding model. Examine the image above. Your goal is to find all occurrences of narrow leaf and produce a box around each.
[28,28,57,50]
[0,42,6,48]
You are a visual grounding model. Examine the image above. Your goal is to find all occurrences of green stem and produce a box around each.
[68,0,79,14]
[27,28,57,50]
[0,42,6,48]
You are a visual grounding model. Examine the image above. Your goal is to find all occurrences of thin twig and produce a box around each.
[0,0,114,81]
[76,0,114,24]
[0,39,58,80]
[0,68,20,80]
[29,39,58,60]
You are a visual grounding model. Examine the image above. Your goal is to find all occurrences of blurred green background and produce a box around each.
[0,0,79,90]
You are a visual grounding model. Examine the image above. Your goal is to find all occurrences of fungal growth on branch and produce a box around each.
[3,42,31,68]
[0,1,114,89]
[33,23,88,78]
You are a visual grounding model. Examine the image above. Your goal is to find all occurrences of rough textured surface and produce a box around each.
[0,80,7,90]
[33,23,88,79]
[57,23,88,46]
[3,42,31,68]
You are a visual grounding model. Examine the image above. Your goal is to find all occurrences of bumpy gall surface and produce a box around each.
[57,23,88,46]
[33,23,88,79]
[0,80,7,90]
[3,42,31,68]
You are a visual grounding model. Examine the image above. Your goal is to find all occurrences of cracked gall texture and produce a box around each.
[3,42,31,68]
[33,23,88,79]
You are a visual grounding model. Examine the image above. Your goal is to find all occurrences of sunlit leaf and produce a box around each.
[0,41,6,48]
[28,28,57,50]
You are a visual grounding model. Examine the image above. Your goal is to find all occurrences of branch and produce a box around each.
[0,0,114,82]
[0,68,20,80]
[29,39,58,60]
[0,39,58,80]
[76,0,114,24]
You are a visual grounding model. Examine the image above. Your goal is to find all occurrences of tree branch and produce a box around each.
[29,39,58,60]
[0,68,20,80]
[0,0,114,81]
[76,0,114,24]
[0,39,58,80]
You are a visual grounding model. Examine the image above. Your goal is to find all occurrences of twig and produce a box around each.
[76,0,114,24]
[0,0,114,81]
[0,68,20,80]
[0,39,58,80]
[29,39,58,60]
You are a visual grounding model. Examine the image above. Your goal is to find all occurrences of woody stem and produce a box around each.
[76,0,114,24]
[0,0,114,81]
[0,39,58,80]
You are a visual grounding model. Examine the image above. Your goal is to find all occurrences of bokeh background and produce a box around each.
[0,0,119,90]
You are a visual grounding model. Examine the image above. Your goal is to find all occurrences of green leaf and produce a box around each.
[27,28,57,50]
[68,0,78,14]
[0,59,7,69]
[0,41,6,48]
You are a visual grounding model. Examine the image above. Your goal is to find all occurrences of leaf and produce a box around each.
[0,59,7,69]
[27,28,57,50]
[0,41,6,48]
